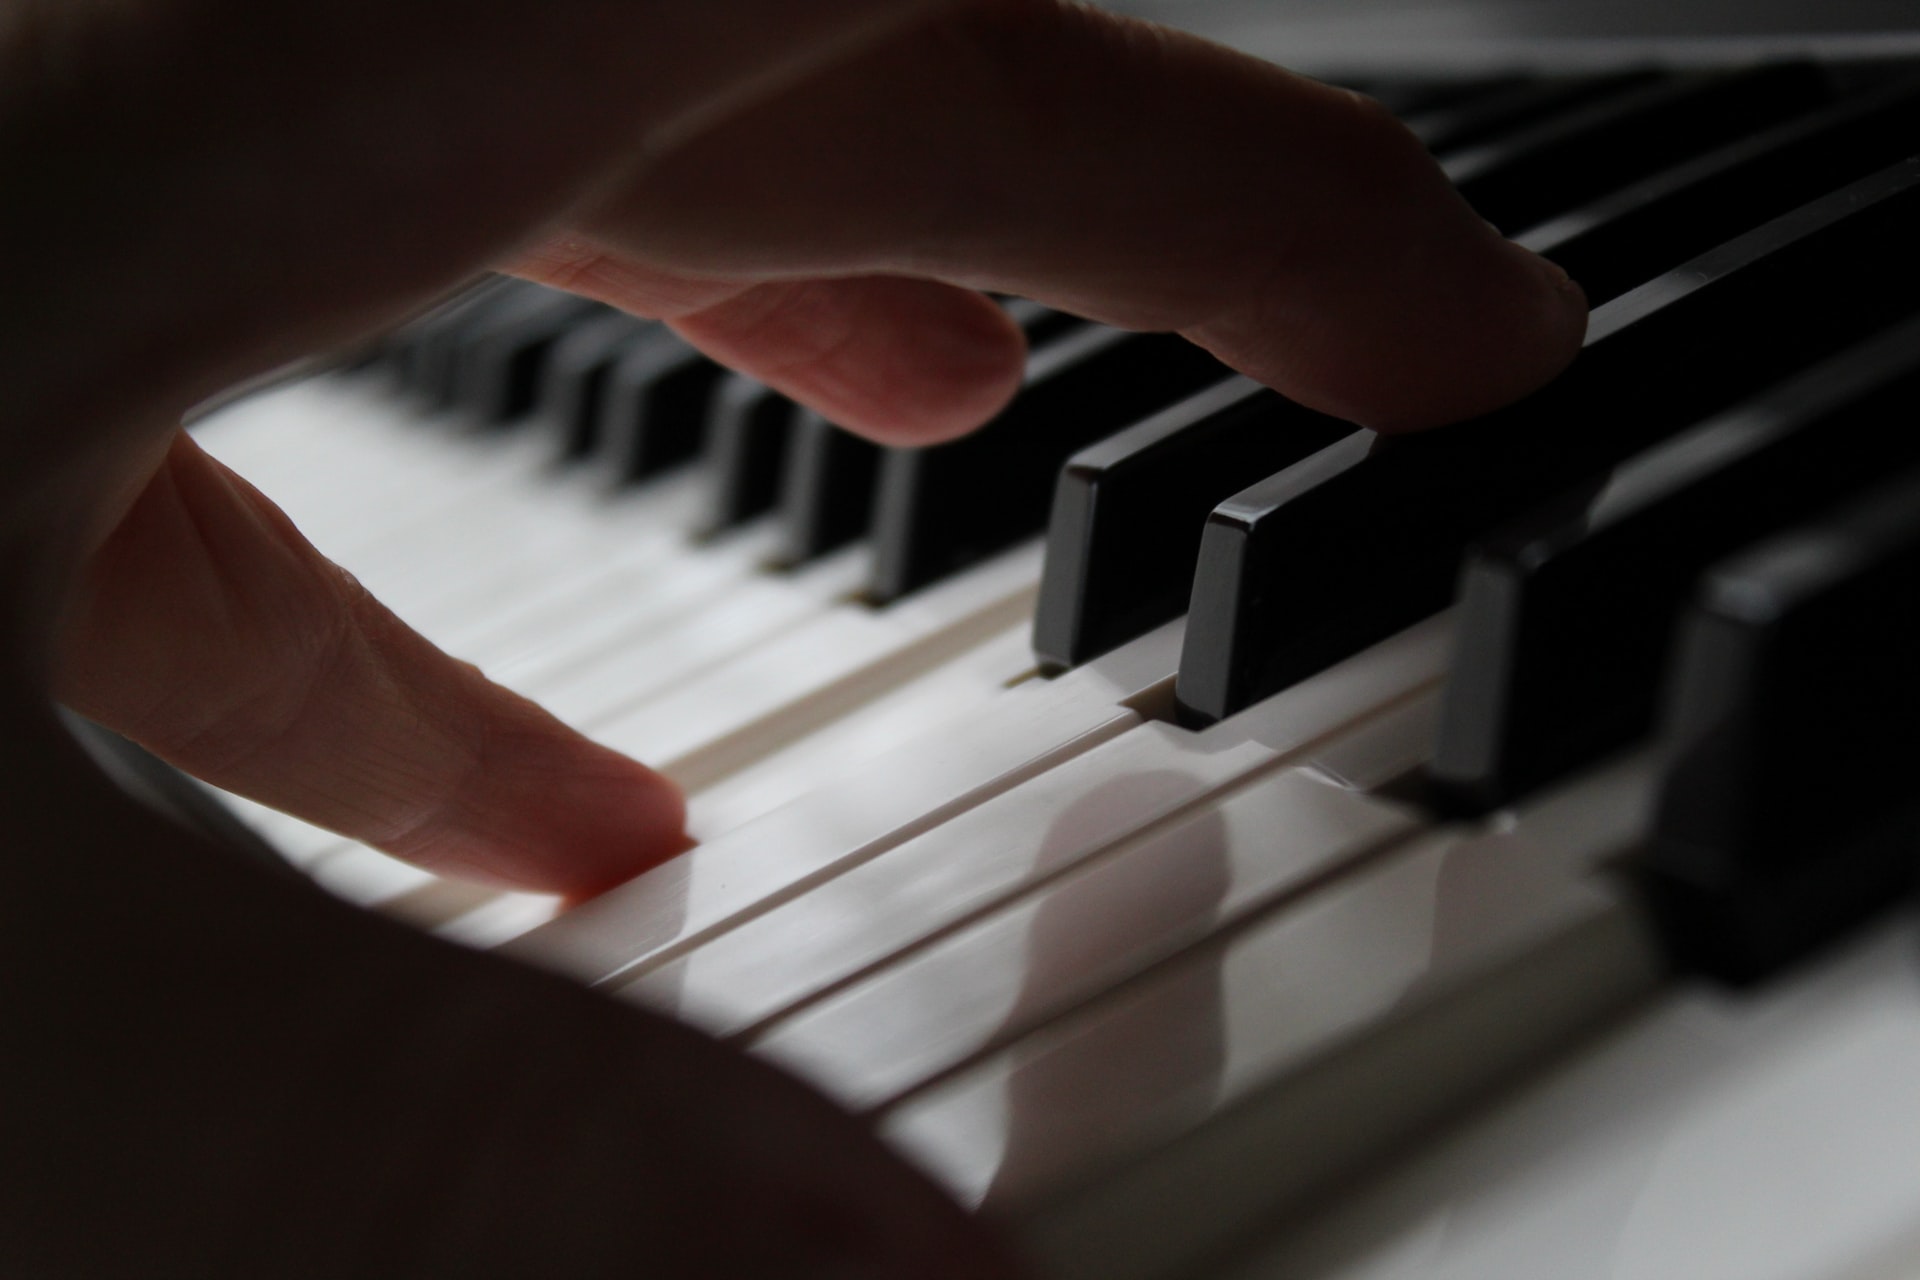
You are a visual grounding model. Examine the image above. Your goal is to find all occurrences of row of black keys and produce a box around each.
[364,61,1920,985]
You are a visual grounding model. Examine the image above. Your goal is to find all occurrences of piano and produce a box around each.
[144,3,1920,1277]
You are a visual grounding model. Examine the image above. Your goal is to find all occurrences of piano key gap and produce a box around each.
[1119,673,1183,726]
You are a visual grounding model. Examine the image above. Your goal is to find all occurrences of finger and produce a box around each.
[513,238,1027,442]
[53,433,687,898]
[572,1,1586,431]
[14,717,1023,1278]
[2,0,964,431]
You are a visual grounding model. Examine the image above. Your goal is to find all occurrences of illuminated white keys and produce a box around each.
[479,522,782,693]
[596,543,1045,791]
[434,891,562,950]
[536,543,870,730]
[205,791,346,867]
[200,383,559,561]
[686,623,1037,839]
[611,615,1451,1039]
[1214,918,1920,1280]
[751,766,1421,1112]
[503,621,1191,987]
[195,382,709,647]
[306,844,437,907]
[883,758,1665,1280]
[361,472,707,647]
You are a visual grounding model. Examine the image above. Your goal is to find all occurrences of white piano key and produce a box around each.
[1302,688,1441,792]
[310,452,642,620]
[433,891,562,950]
[614,616,1452,1039]
[306,844,438,907]
[685,622,1038,839]
[196,382,716,645]
[503,619,1191,987]
[883,758,1665,1280]
[363,471,710,648]
[596,542,1046,792]
[751,767,1421,1112]
[209,789,351,867]
[274,833,554,950]
[417,483,708,660]
[194,387,714,660]
[306,846,544,943]
[200,382,560,559]
[190,378,400,485]
[536,543,871,730]
[278,425,549,552]
[342,462,714,626]
[624,719,1271,1032]
[480,522,786,692]
[1219,919,1920,1280]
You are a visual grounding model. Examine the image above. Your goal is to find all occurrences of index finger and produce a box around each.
[560,1,1587,432]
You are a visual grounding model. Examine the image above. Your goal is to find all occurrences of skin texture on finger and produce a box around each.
[53,433,689,897]
[6,0,1586,894]
[674,276,1026,442]
[0,2,1590,1269]
[0,707,1026,1278]
[512,240,1029,441]
[2,0,965,894]
[0,0,963,448]
[570,0,1586,432]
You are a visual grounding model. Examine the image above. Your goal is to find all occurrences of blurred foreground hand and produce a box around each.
[0,1,1584,1273]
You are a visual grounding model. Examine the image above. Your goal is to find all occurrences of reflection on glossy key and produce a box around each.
[1523,74,1920,306]
[1211,920,1920,1280]
[751,768,1419,1112]
[505,622,1192,987]
[593,544,1043,791]
[685,624,1036,838]
[884,760,1665,1280]
[613,616,1451,1040]
[537,542,868,730]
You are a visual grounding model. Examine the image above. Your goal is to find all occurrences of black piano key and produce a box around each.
[1527,73,1920,306]
[1000,297,1088,346]
[597,338,727,483]
[359,275,509,380]
[700,376,799,532]
[394,277,539,405]
[1404,73,1656,155]
[1431,312,1920,815]
[869,328,1232,602]
[1031,378,1353,672]
[537,311,662,459]
[1348,75,1528,119]
[451,290,602,424]
[1639,468,1920,985]
[776,410,882,564]
[1445,64,1832,235]
[1174,156,1920,728]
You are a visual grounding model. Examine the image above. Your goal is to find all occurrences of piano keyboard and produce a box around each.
[177,43,1920,1280]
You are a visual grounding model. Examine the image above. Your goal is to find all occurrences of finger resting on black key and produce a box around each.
[575,1,1588,431]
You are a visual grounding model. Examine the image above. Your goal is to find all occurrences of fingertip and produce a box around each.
[485,734,695,901]
[828,290,1027,446]
[1390,237,1590,433]
[1208,223,1591,436]
[369,683,695,900]
[675,277,1028,447]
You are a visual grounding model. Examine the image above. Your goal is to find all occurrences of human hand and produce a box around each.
[0,703,1026,1277]
[4,0,1585,894]
[0,3,1585,1273]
